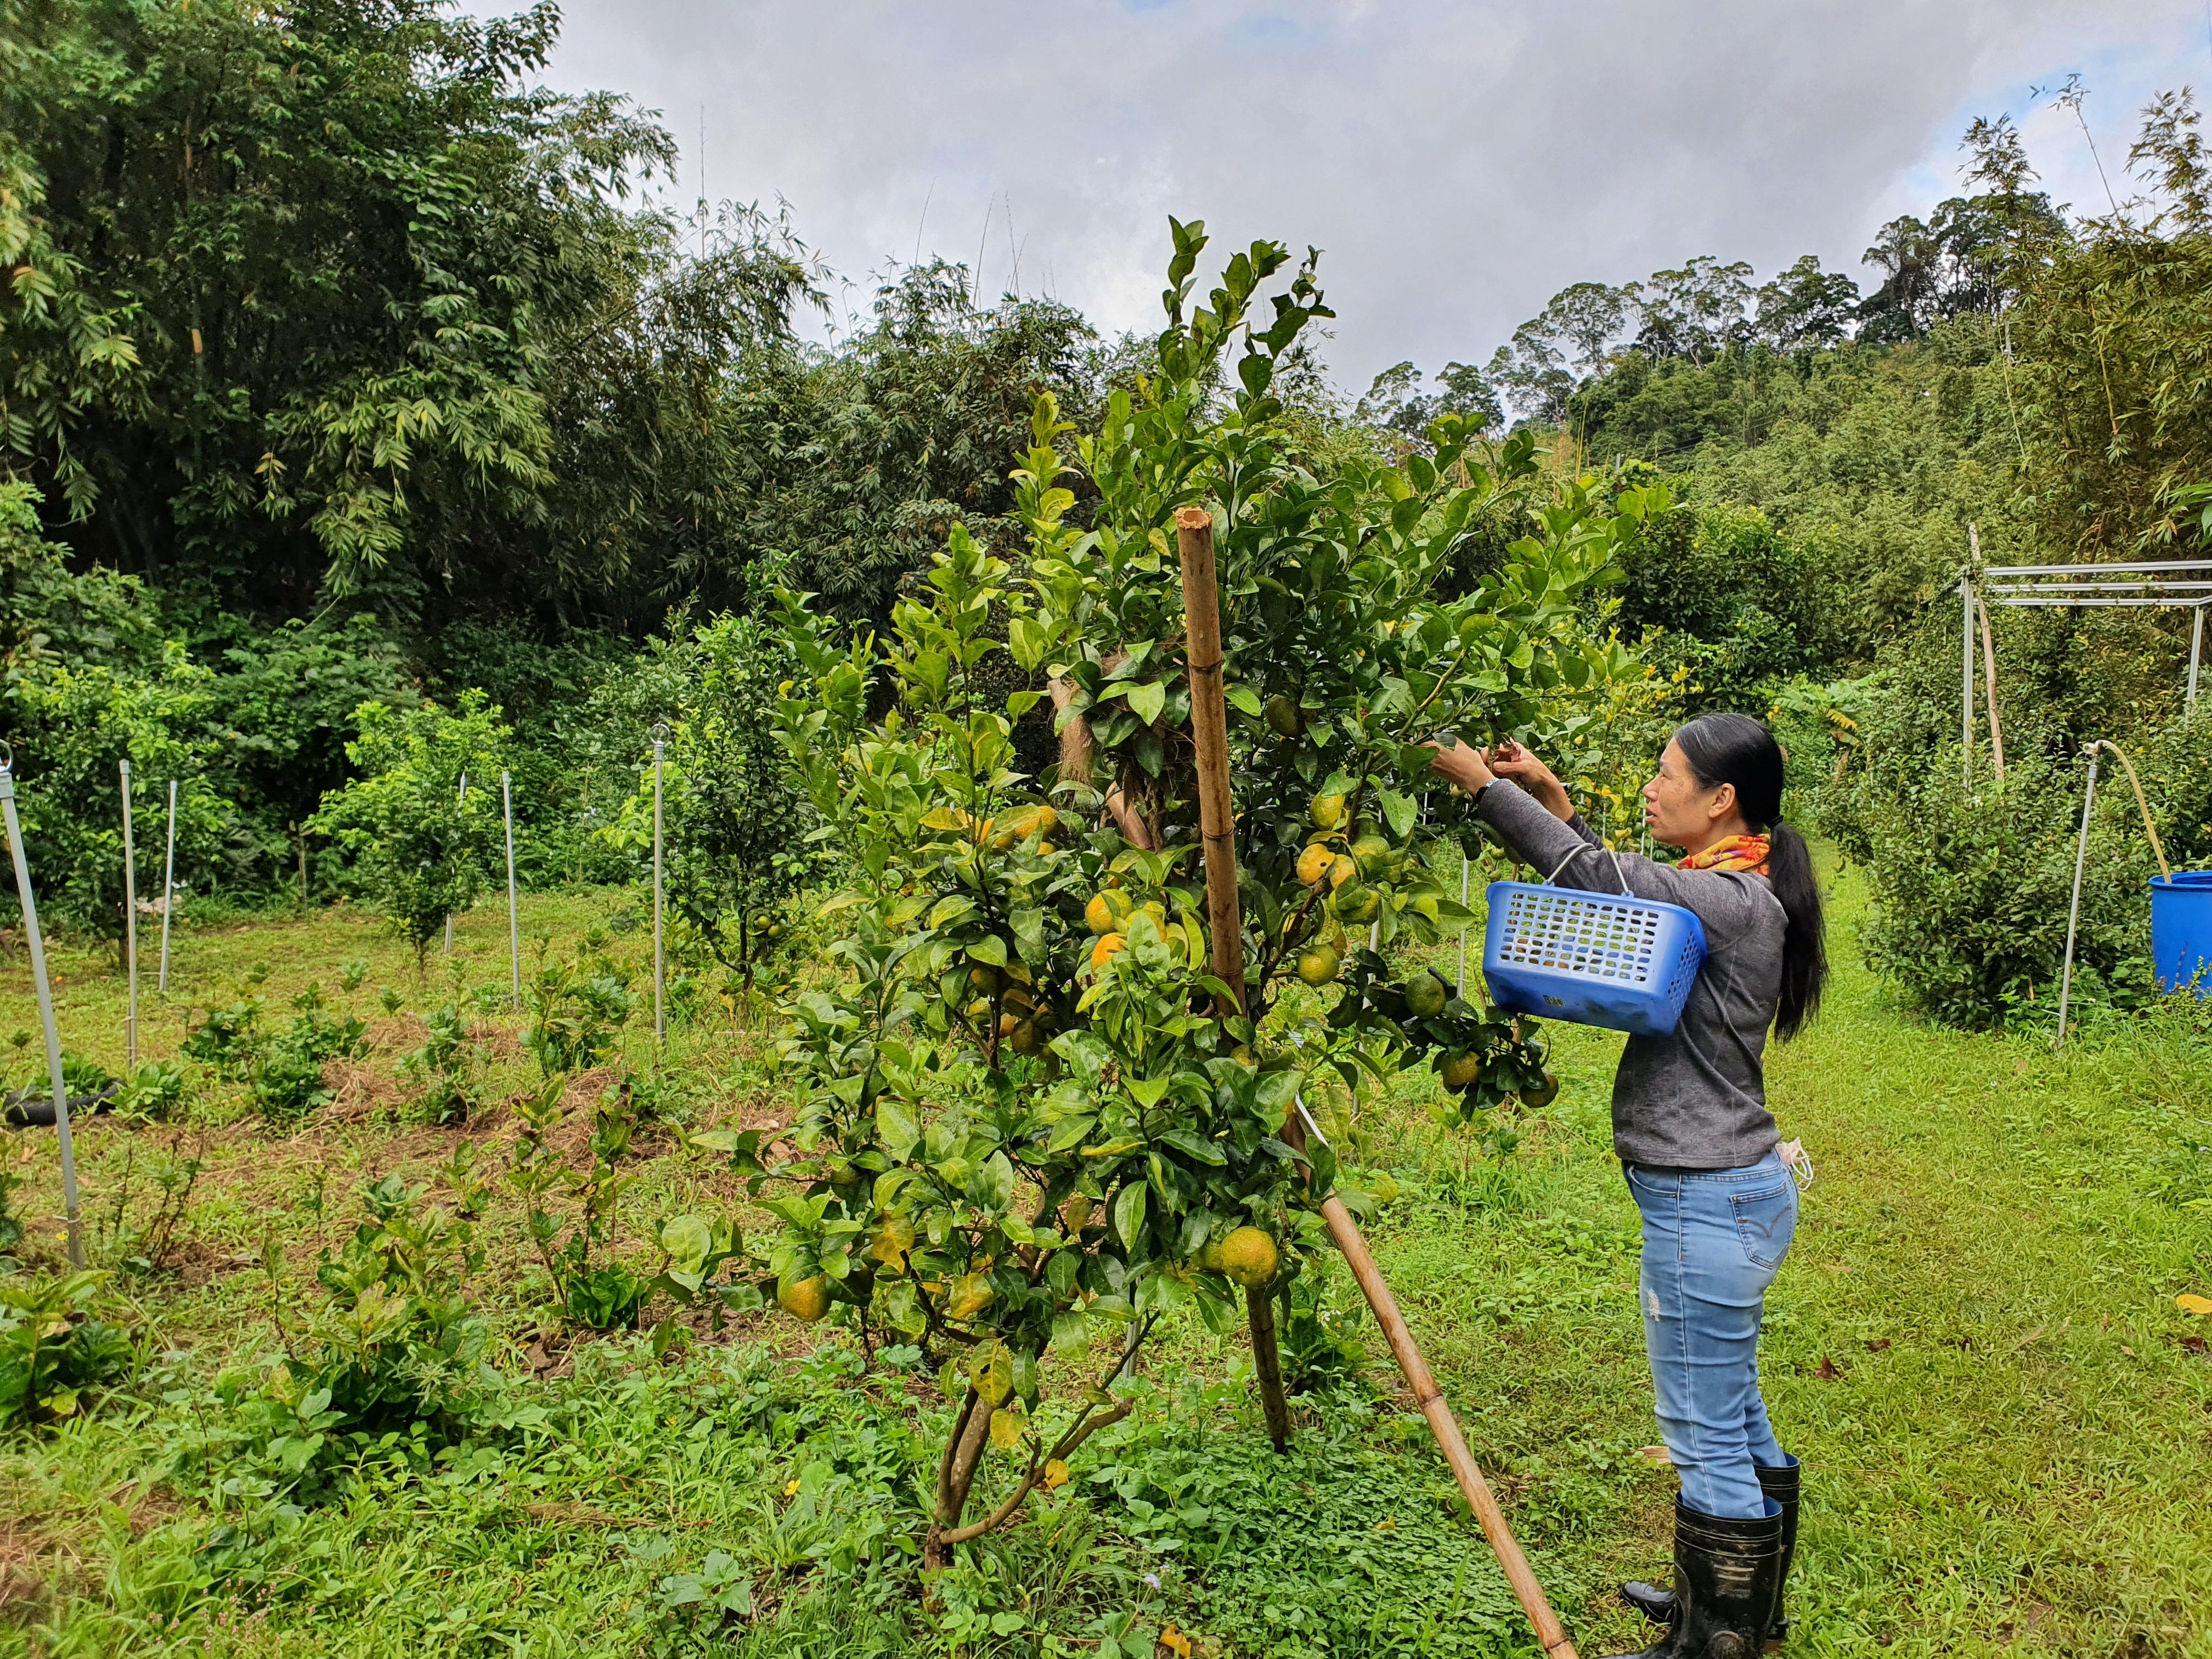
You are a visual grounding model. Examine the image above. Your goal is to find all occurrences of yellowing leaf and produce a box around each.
[1043,1458,1071,1489]
[989,1403,1026,1450]
[2177,1293,2212,1315]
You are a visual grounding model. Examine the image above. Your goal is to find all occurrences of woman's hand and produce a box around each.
[1425,736,1496,793]
[1489,739,1575,823]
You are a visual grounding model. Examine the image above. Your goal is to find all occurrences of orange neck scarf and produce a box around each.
[1679,833,1771,876]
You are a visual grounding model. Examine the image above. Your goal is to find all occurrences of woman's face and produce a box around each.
[1643,740,1740,851]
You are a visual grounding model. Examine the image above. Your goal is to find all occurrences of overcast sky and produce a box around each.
[517,0,2206,392]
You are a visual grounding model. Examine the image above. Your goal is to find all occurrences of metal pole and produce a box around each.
[652,738,665,1046]
[120,760,137,1067]
[1961,578,1975,789]
[2191,605,2204,709]
[2056,747,2100,1053]
[446,772,466,952]
[158,779,177,994]
[1455,850,1471,996]
[2,759,83,1267]
[503,770,520,1007]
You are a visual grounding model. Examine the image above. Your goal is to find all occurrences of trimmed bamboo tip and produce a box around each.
[1174,505,1211,530]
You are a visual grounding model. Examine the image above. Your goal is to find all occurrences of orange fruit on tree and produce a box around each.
[778,1276,830,1323]
[1214,1227,1279,1289]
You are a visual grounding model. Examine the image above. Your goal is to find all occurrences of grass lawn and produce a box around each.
[1,859,2207,1657]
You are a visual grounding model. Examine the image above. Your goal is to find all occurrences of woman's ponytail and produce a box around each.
[1672,712,1828,1041]
[1763,820,1825,1040]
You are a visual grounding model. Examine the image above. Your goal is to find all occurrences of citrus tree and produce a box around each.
[713,223,1669,1570]
[309,693,509,971]
[608,612,822,1005]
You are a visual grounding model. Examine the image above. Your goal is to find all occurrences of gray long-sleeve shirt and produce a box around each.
[1476,779,1786,1171]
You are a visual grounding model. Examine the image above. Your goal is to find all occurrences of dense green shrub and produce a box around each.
[309,693,511,966]
[1825,743,2157,1028]
[608,612,823,994]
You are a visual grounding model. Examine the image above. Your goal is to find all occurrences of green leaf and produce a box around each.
[658,1215,714,1278]
[1226,686,1263,717]
[1377,789,1417,839]
[1113,1180,1148,1250]
[967,935,1008,968]
[876,1098,920,1163]
[971,1150,1016,1212]
[1125,680,1167,726]
[1158,1126,1226,1166]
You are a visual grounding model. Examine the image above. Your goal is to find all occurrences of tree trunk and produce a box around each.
[923,1383,994,1572]
[1247,1285,1292,1452]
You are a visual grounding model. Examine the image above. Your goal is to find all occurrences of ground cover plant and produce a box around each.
[0,861,2205,1657]
[3,13,2211,1651]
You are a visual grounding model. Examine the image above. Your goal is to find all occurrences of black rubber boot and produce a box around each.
[1622,1462,1798,1646]
[1605,1498,1786,1658]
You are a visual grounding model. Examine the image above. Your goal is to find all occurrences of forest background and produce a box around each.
[7,0,2212,1026]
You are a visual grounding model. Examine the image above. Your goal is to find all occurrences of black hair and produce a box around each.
[1672,712,1827,1040]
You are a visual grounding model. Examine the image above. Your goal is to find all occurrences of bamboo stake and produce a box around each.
[1175,502,1578,1657]
[1316,1181,1577,1659]
[120,760,138,1066]
[1174,507,1246,1023]
[1176,506,1292,1453]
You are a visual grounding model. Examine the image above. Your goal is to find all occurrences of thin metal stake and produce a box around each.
[158,779,177,994]
[120,760,138,1067]
[2,759,83,1267]
[652,738,665,1046]
[503,770,520,1007]
[446,772,467,952]
[2056,746,2100,1052]
[1455,850,1472,996]
[2191,605,2204,709]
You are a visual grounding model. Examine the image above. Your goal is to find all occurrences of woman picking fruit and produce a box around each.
[1427,714,1825,1659]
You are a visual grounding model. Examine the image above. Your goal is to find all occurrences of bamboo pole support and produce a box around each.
[1317,1186,1578,1659]
[1175,500,1578,1657]
[1176,506,1293,1453]
[1173,507,1247,1023]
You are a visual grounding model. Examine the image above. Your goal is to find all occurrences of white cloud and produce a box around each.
[513,0,2206,388]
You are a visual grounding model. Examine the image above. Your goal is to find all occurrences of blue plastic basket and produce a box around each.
[1482,879,1708,1036]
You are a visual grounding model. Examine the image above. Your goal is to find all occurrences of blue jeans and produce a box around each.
[1625,1151,1798,1519]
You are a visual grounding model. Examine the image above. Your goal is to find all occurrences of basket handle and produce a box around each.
[1545,843,1631,896]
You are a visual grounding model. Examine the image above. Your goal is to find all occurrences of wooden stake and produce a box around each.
[1174,507,1246,1021]
[1175,500,1578,1656]
[1318,1187,1578,1659]
[1176,505,1294,1452]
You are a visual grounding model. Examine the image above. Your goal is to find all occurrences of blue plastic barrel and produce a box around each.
[2148,871,2212,995]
